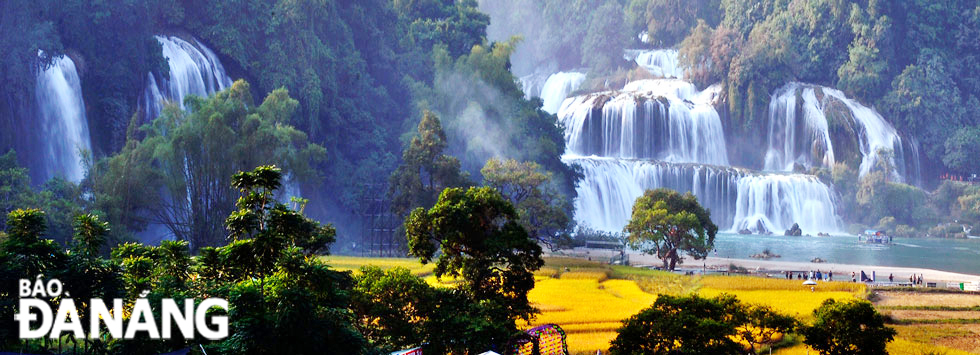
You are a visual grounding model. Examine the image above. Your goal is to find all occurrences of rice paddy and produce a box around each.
[325,255,979,355]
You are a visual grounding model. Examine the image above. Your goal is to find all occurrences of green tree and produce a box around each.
[943,127,980,175]
[609,294,744,355]
[884,50,968,161]
[581,1,629,73]
[641,0,722,47]
[351,266,431,351]
[737,304,797,354]
[199,165,362,354]
[0,151,31,232]
[92,81,325,250]
[800,299,896,355]
[624,188,717,270]
[389,110,468,217]
[404,186,543,333]
[678,20,717,87]
[71,213,108,257]
[481,158,572,250]
[837,4,893,102]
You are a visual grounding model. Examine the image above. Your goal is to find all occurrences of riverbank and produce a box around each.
[549,247,980,284]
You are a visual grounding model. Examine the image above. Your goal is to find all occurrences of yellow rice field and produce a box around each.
[322,256,975,355]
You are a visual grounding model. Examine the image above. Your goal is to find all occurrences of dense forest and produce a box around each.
[2,0,980,249]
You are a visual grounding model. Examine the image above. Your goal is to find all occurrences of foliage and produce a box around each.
[90,81,325,250]
[581,1,630,74]
[389,110,469,217]
[800,299,896,355]
[609,294,786,355]
[943,127,980,176]
[405,186,543,341]
[883,50,969,161]
[624,188,717,270]
[481,158,572,249]
[634,0,722,47]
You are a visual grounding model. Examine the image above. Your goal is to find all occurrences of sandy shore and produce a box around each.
[550,248,980,284]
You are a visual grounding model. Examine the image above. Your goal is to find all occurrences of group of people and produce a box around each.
[889,273,925,285]
[781,270,926,285]
[784,270,832,281]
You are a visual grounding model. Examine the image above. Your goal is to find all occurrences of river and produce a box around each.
[712,232,980,275]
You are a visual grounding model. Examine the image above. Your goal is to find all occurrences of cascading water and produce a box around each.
[561,54,842,234]
[519,71,586,114]
[539,72,585,114]
[630,49,683,79]
[567,156,839,234]
[764,83,920,182]
[34,54,91,183]
[558,79,728,165]
[142,35,232,120]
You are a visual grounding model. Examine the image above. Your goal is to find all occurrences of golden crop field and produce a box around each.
[323,256,977,355]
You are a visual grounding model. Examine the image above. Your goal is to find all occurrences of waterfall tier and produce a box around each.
[764,83,920,183]
[34,54,91,183]
[519,71,586,115]
[625,49,684,79]
[558,80,727,165]
[142,35,232,120]
[566,156,840,234]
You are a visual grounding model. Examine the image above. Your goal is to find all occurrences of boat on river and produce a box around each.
[859,229,892,244]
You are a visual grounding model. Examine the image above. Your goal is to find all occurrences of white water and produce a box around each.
[35,54,91,183]
[519,71,586,114]
[764,83,918,182]
[561,77,841,235]
[631,49,683,79]
[539,72,586,114]
[142,35,232,120]
[566,156,839,234]
[731,174,840,234]
[558,80,728,165]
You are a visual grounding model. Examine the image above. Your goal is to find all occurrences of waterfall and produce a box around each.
[561,77,842,235]
[142,35,232,120]
[630,49,683,79]
[764,83,919,182]
[518,72,550,100]
[539,72,586,114]
[566,156,839,234]
[34,54,91,183]
[558,80,728,165]
[731,174,840,234]
[519,71,586,114]
[764,84,835,171]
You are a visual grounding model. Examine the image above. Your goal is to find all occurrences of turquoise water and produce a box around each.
[712,233,980,275]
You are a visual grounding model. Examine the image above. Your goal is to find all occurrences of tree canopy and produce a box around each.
[800,299,896,355]
[624,188,717,270]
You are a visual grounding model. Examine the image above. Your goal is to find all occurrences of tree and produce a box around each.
[481,158,572,249]
[624,188,717,270]
[884,50,968,161]
[736,304,797,354]
[389,110,468,217]
[800,299,896,355]
[944,127,980,175]
[642,0,722,47]
[404,186,543,329]
[71,213,109,257]
[351,266,431,351]
[581,1,629,73]
[609,294,745,355]
[92,81,325,250]
[678,20,715,87]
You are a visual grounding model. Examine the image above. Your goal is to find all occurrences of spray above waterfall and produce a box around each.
[34,54,92,183]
